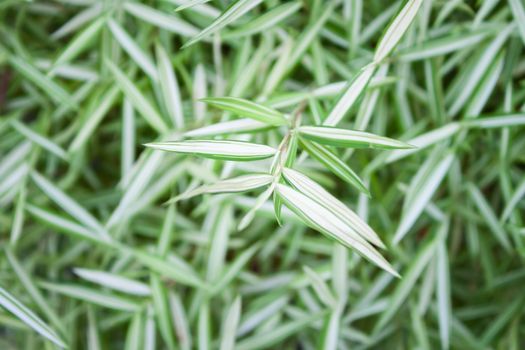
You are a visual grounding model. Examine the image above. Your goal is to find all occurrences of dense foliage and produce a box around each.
[1,0,525,349]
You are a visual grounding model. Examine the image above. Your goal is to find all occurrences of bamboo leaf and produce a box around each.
[323,64,376,127]
[7,55,75,109]
[170,173,274,203]
[299,138,370,194]
[394,152,454,243]
[156,44,184,128]
[39,282,141,312]
[53,18,105,69]
[106,60,168,133]
[124,2,199,37]
[184,118,268,138]
[276,184,398,276]
[374,223,444,333]
[508,0,525,45]
[10,120,68,161]
[201,97,288,126]
[224,2,302,39]
[282,167,384,248]
[374,0,424,62]
[30,171,110,240]
[74,268,151,296]
[467,183,511,251]
[183,0,264,48]
[220,296,242,350]
[108,19,158,81]
[299,126,414,149]
[145,140,277,161]
[0,287,67,348]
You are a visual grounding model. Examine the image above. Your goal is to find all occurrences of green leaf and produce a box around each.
[7,54,76,109]
[236,312,324,350]
[39,282,141,312]
[145,140,277,161]
[183,0,264,48]
[374,221,446,333]
[30,171,110,240]
[220,296,242,350]
[303,266,336,308]
[5,249,66,339]
[74,268,151,296]
[51,3,102,40]
[398,30,492,61]
[69,86,120,152]
[508,0,525,45]
[150,274,176,350]
[175,0,212,12]
[53,18,105,69]
[276,184,398,276]
[374,0,424,62]
[436,239,451,350]
[26,205,111,246]
[467,183,511,251]
[108,19,158,81]
[201,97,288,126]
[238,182,275,230]
[323,64,376,127]
[282,167,384,248]
[10,120,68,161]
[171,173,273,203]
[121,246,207,289]
[106,60,168,133]
[156,44,185,128]
[0,287,67,348]
[184,118,268,138]
[299,138,370,195]
[501,177,525,222]
[124,2,199,37]
[394,151,454,243]
[462,113,525,129]
[385,123,460,164]
[224,2,302,39]
[299,126,414,149]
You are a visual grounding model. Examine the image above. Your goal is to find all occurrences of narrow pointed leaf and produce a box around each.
[53,18,105,68]
[145,140,276,161]
[156,44,184,128]
[30,171,109,239]
[10,120,67,161]
[299,126,414,149]
[394,152,454,243]
[220,296,242,350]
[184,118,268,138]
[276,184,398,276]
[282,167,384,248]
[39,282,141,312]
[106,60,168,133]
[224,2,302,39]
[374,222,445,333]
[0,287,67,348]
[374,0,424,62]
[124,2,199,37]
[183,0,264,48]
[108,19,158,81]
[170,173,273,203]
[238,182,275,230]
[323,64,376,127]
[74,268,151,296]
[201,97,288,126]
[467,183,511,251]
[299,138,369,194]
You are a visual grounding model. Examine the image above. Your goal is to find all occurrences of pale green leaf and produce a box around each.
[145,140,277,161]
